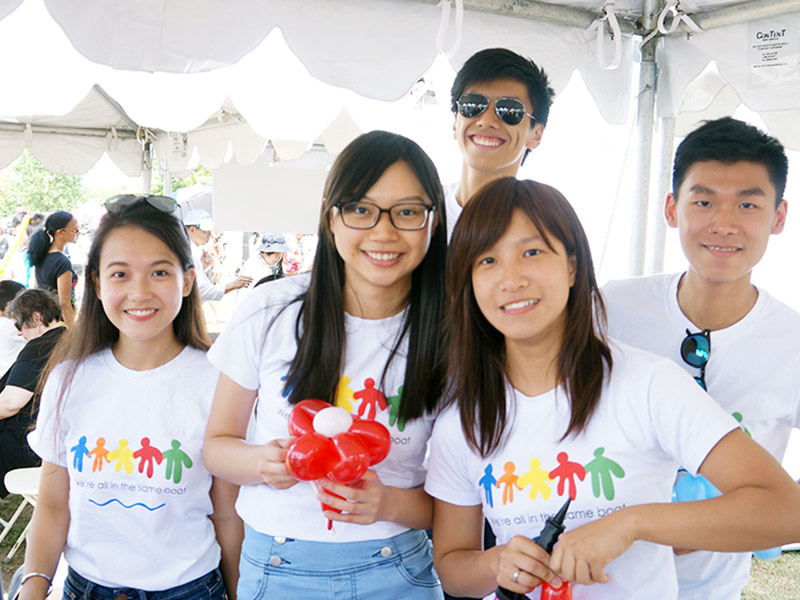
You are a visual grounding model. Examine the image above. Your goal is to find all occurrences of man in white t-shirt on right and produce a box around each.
[603,117,800,599]
[445,48,554,238]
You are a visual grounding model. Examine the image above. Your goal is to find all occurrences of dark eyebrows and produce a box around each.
[360,195,431,205]
[104,259,177,269]
[688,184,766,197]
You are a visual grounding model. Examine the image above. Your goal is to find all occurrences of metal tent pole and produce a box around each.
[646,115,676,274]
[629,0,661,276]
[142,141,153,194]
[683,0,800,31]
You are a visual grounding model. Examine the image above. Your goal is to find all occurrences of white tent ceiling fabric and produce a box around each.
[1,0,800,176]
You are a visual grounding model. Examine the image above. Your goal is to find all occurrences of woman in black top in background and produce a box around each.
[27,211,79,327]
[0,289,66,496]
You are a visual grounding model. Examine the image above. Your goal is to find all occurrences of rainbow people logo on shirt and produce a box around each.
[70,436,193,484]
[480,447,626,508]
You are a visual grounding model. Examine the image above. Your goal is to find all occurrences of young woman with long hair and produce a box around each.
[27,211,79,327]
[425,178,800,600]
[203,131,447,599]
[20,198,241,600]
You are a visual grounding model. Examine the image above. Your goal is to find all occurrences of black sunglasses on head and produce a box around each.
[456,92,535,126]
[680,328,711,390]
[104,194,178,214]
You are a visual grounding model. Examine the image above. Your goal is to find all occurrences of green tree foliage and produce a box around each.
[0,150,85,215]
[151,163,213,195]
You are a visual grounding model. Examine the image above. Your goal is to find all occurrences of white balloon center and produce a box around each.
[313,406,353,438]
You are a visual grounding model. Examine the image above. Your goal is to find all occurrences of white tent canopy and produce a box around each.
[2,0,800,274]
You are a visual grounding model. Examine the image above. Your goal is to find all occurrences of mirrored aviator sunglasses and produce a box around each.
[680,328,711,390]
[456,92,535,126]
[104,194,178,214]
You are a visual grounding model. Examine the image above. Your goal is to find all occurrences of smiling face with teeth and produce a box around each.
[665,160,787,291]
[454,78,544,183]
[471,209,575,354]
[330,160,435,318]
[95,226,195,359]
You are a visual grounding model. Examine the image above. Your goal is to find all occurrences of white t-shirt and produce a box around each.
[602,273,800,600]
[28,346,221,590]
[444,182,461,241]
[425,341,738,600]
[0,316,25,375]
[207,274,435,542]
[191,242,224,302]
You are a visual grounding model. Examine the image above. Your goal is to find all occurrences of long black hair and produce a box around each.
[447,178,611,456]
[282,131,447,422]
[27,211,73,267]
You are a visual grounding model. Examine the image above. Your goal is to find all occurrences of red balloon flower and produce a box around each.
[285,399,391,529]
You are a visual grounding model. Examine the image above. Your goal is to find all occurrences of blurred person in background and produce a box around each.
[241,232,288,287]
[27,211,79,326]
[183,208,252,302]
[0,280,26,373]
[0,288,66,497]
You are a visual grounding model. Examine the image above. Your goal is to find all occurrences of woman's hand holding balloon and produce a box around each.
[257,438,299,489]
[318,469,392,525]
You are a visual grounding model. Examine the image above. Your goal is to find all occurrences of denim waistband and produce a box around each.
[65,567,222,600]
[242,526,429,571]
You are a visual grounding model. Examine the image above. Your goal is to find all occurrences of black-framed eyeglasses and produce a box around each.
[335,201,436,231]
[680,328,711,390]
[104,194,178,214]
[13,321,23,332]
[456,92,535,126]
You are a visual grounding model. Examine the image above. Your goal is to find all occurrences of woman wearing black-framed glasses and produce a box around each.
[204,131,447,600]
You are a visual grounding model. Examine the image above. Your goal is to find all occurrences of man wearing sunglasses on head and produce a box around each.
[602,117,799,600]
[445,48,554,239]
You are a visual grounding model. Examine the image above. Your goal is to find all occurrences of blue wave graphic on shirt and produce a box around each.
[88,498,166,511]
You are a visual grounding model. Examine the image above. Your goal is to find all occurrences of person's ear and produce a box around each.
[771,199,788,234]
[525,123,545,150]
[568,255,577,287]
[182,268,196,297]
[664,193,678,228]
[93,271,103,301]
[31,311,44,327]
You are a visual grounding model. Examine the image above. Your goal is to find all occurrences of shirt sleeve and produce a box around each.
[424,407,483,506]
[6,358,39,391]
[644,356,739,476]
[207,287,271,391]
[50,254,72,280]
[192,249,225,302]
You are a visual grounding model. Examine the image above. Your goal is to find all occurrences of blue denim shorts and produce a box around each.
[238,526,443,600]
[63,567,226,600]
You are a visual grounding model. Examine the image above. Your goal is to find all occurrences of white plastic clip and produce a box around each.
[593,4,622,70]
[436,0,464,59]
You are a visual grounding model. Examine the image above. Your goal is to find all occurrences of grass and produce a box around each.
[2,492,800,598]
[1,494,32,594]
[743,552,800,600]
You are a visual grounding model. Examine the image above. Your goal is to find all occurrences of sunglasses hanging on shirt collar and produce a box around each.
[680,328,711,390]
